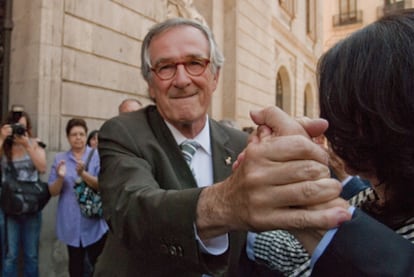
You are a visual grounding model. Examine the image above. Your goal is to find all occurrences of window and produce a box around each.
[304,85,312,117]
[333,0,362,26]
[339,0,357,23]
[276,73,283,108]
[385,0,404,3]
[339,0,356,15]
[279,0,295,18]
[306,0,316,40]
[384,0,405,14]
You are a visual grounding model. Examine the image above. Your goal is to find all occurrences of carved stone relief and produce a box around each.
[167,0,207,26]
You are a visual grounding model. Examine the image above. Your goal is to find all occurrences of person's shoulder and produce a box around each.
[107,105,152,123]
[100,106,159,145]
[211,119,248,146]
[101,105,152,131]
[90,147,99,157]
[212,119,247,137]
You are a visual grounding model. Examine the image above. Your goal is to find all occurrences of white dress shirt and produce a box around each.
[165,118,229,256]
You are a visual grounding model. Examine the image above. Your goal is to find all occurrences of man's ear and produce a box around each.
[146,87,156,103]
[149,86,156,100]
[211,68,220,91]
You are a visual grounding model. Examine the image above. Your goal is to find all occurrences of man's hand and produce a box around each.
[233,107,329,170]
[250,106,329,139]
[196,107,351,239]
[76,160,86,176]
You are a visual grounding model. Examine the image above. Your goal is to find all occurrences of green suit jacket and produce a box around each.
[94,105,248,277]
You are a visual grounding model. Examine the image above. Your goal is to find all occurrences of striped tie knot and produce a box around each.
[180,140,200,166]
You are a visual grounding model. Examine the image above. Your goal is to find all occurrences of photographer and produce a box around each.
[0,106,46,277]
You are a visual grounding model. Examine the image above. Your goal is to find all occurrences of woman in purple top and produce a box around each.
[48,118,108,277]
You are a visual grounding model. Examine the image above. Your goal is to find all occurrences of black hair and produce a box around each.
[318,9,414,228]
[87,129,99,146]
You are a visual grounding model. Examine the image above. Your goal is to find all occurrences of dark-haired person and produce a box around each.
[87,130,99,149]
[48,118,108,277]
[249,9,414,276]
[0,108,46,276]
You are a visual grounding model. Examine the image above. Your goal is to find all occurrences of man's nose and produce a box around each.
[172,64,191,88]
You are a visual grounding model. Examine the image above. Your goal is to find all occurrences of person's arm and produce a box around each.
[78,171,98,190]
[0,124,11,157]
[249,231,311,276]
[99,117,215,273]
[195,133,349,239]
[98,111,347,276]
[24,138,47,173]
[76,152,99,190]
[196,106,350,240]
[48,155,65,196]
[249,107,414,276]
[11,133,47,173]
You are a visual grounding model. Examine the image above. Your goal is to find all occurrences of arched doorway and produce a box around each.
[304,83,313,117]
[275,66,291,114]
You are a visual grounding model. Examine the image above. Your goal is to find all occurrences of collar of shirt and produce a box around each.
[164,117,212,156]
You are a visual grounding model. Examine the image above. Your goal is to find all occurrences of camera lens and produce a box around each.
[11,123,26,136]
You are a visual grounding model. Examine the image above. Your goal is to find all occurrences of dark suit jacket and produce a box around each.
[94,105,248,277]
[312,209,414,276]
[339,176,370,200]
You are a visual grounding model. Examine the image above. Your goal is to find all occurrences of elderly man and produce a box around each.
[94,18,348,276]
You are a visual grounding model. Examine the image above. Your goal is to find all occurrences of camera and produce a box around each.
[10,123,26,136]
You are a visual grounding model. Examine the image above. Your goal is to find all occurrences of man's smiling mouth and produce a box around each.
[171,91,198,99]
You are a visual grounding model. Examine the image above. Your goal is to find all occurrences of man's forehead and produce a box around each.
[154,24,205,39]
[148,25,209,61]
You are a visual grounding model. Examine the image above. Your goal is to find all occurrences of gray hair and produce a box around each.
[141,17,224,82]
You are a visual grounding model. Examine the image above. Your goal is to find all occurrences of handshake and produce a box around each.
[196,106,351,247]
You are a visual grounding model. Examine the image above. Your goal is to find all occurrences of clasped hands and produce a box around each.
[76,160,86,176]
[196,107,351,240]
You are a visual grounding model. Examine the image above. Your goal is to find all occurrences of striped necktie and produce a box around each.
[180,140,200,168]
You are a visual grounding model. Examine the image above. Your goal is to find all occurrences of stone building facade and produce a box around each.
[323,0,414,51]
[2,0,410,275]
[3,1,324,274]
[8,0,325,150]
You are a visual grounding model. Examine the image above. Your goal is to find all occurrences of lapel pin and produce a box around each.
[225,156,232,165]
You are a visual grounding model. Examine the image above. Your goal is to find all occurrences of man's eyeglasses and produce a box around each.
[151,58,210,80]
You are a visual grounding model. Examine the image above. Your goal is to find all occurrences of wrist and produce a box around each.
[196,183,232,239]
[78,170,86,177]
[338,174,349,182]
[290,229,325,255]
[24,141,34,151]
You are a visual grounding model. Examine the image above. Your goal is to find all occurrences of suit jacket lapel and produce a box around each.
[147,106,198,189]
[209,119,237,183]
[147,106,237,187]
